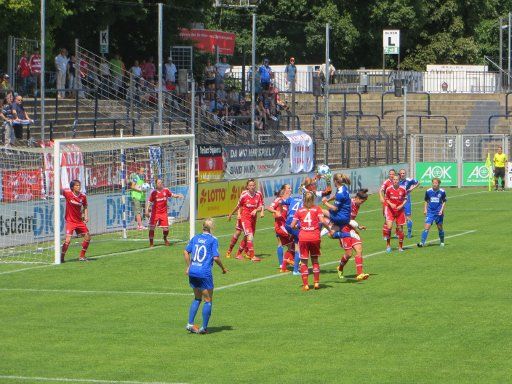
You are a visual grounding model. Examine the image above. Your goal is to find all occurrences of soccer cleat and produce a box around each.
[398,248,404,252]
[356,273,369,281]
[302,285,310,291]
[149,244,154,248]
[235,254,244,260]
[251,256,262,262]
[440,242,445,247]
[78,257,89,262]
[292,271,301,276]
[244,253,252,260]
[337,265,344,279]
[417,242,424,248]
[314,282,320,290]
[164,240,171,246]
[186,324,199,334]
[198,327,208,334]
[225,250,232,258]
[386,246,392,253]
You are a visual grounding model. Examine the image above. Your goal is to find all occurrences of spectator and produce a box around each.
[67,55,77,96]
[0,74,12,95]
[17,50,31,96]
[28,48,42,96]
[99,56,111,98]
[142,57,156,82]
[110,54,125,96]
[284,56,297,94]
[204,58,216,101]
[319,59,336,86]
[11,95,34,142]
[1,92,15,147]
[216,82,227,105]
[164,58,177,85]
[215,56,231,83]
[55,48,69,98]
[258,58,272,91]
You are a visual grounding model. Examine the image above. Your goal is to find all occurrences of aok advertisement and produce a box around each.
[462,162,491,187]
[415,162,458,187]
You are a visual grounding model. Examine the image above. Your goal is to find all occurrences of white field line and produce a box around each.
[0,375,187,384]
[0,264,56,276]
[0,230,476,297]
[216,229,477,291]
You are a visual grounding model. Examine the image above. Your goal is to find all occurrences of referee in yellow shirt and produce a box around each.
[493,146,508,191]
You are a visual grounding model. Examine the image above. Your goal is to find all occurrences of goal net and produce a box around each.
[0,134,195,265]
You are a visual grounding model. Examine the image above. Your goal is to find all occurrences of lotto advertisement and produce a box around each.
[415,162,458,186]
[197,180,246,218]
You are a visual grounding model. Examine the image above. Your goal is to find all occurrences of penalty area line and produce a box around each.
[216,230,476,291]
[0,375,187,384]
[0,287,191,297]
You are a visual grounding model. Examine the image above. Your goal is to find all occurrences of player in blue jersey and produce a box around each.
[417,178,447,248]
[398,169,419,238]
[184,218,227,334]
[321,173,352,230]
[282,194,303,275]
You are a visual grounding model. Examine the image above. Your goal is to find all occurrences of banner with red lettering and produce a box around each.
[179,28,236,55]
[1,169,43,202]
[281,130,314,173]
[41,142,86,195]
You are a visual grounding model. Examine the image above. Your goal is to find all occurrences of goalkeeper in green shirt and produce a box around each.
[129,167,148,230]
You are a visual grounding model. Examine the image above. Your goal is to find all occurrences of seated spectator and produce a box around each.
[11,95,34,142]
[1,92,15,147]
[216,82,227,104]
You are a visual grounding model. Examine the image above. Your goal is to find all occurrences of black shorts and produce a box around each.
[13,124,23,139]
[494,167,505,179]
[205,78,215,86]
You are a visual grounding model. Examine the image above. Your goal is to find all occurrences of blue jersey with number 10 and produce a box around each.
[424,188,447,215]
[186,233,219,278]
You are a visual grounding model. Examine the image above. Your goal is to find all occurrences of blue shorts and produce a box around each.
[329,213,349,228]
[285,224,300,243]
[404,199,412,216]
[189,275,214,290]
[425,213,443,225]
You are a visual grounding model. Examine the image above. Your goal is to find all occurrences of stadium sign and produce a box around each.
[462,162,490,186]
[383,30,400,55]
[415,162,458,186]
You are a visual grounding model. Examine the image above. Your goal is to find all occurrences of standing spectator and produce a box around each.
[258,58,272,91]
[284,56,297,94]
[110,54,125,97]
[164,57,177,85]
[319,59,336,86]
[144,56,156,83]
[67,55,77,97]
[99,56,111,98]
[215,56,231,83]
[17,50,31,96]
[204,58,216,101]
[1,92,15,147]
[0,74,12,95]
[55,49,69,98]
[493,145,508,191]
[11,95,34,142]
[29,48,42,96]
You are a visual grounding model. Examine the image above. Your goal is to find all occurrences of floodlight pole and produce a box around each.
[251,13,256,142]
[40,0,46,142]
[158,3,163,135]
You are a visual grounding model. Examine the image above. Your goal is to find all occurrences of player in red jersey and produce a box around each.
[379,169,396,239]
[384,175,407,252]
[61,179,90,263]
[225,182,248,259]
[291,191,330,291]
[333,189,370,281]
[227,178,264,262]
[267,184,295,270]
[145,179,184,247]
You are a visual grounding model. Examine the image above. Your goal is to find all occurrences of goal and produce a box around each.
[0,134,196,265]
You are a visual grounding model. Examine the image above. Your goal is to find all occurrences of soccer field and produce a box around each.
[1,187,511,384]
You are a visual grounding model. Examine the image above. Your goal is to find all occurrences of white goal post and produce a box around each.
[50,134,195,265]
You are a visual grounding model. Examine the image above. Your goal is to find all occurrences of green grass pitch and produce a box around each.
[1,187,511,384]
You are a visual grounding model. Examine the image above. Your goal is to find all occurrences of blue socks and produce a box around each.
[202,301,212,330]
[407,220,413,236]
[277,245,283,267]
[439,230,445,243]
[188,298,201,325]
[421,229,428,244]
[293,249,300,273]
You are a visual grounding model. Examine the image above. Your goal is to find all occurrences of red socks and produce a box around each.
[397,229,404,249]
[382,223,389,239]
[300,262,309,286]
[246,239,254,259]
[312,262,320,284]
[228,234,239,252]
[149,229,155,245]
[61,241,70,258]
[163,229,169,241]
[236,237,247,256]
[339,254,350,270]
[80,239,90,258]
[355,255,363,275]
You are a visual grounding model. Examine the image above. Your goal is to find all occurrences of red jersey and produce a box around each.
[63,189,87,225]
[293,206,324,241]
[341,198,361,233]
[149,188,173,215]
[380,178,394,194]
[270,197,287,226]
[239,190,264,220]
[385,186,407,212]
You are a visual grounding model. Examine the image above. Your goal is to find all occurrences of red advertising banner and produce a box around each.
[179,28,236,55]
[197,145,224,182]
[2,170,43,202]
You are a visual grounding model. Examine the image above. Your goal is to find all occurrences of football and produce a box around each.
[317,164,331,176]
[141,182,151,191]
